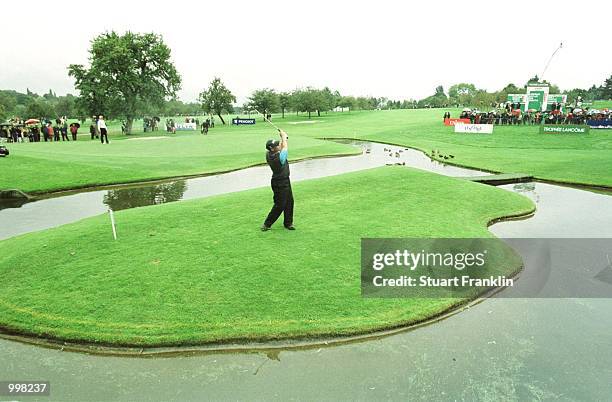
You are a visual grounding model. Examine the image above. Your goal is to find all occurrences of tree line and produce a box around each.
[1,30,610,133]
[416,75,612,109]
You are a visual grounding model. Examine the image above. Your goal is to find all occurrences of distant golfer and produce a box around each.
[261,129,295,231]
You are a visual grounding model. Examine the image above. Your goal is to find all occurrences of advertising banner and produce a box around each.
[587,119,612,129]
[454,124,494,134]
[526,84,550,112]
[540,125,589,134]
[444,118,471,126]
[546,94,567,112]
[175,123,196,131]
[232,118,256,125]
[507,94,526,103]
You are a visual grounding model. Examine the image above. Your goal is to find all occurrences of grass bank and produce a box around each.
[0,167,534,346]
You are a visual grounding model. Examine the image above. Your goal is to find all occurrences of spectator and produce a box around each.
[70,123,79,141]
[98,115,109,144]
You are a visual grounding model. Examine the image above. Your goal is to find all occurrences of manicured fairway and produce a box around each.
[0,167,534,346]
[3,108,612,193]
[294,109,612,188]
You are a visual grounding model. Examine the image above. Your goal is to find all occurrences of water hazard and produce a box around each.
[1,140,611,401]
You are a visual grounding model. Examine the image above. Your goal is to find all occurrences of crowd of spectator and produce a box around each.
[454,102,611,126]
[0,116,80,143]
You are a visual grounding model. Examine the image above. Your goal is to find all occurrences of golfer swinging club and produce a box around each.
[261,129,295,231]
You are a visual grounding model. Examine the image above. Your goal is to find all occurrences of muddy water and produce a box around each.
[1,141,611,401]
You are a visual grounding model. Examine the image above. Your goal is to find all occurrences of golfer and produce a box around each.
[261,129,295,231]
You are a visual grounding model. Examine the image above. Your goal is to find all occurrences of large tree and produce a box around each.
[68,31,181,134]
[247,89,279,120]
[198,77,236,124]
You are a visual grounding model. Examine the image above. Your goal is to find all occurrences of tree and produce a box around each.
[68,31,181,134]
[25,98,54,119]
[163,99,184,116]
[198,77,236,124]
[496,83,524,102]
[279,92,291,118]
[355,97,373,110]
[472,90,496,109]
[318,87,340,115]
[291,88,321,119]
[527,75,540,85]
[601,74,612,100]
[43,89,57,101]
[0,92,17,119]
[448,83,477,106]
[54,95,77,117]
[247,89,279,120]
[417,86,448,108]
[338,96,356,111]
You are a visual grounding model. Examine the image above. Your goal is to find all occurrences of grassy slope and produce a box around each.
[4,109,611,193]
[0,167,534,346]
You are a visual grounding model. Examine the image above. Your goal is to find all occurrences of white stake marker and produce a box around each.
[109,209,117,240]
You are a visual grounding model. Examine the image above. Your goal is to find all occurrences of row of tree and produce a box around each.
[417,75,612,109]
[0,88,202,123]
[243,87,385,119]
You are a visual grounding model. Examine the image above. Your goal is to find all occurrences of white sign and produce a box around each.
[175,123,197,131]
[454,124,494,134]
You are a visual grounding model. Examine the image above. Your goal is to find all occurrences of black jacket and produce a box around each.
[266,151,290,183]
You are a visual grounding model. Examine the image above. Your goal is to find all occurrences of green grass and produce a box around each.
[0,167,534,346]
[3,108,612,193]
[295,109,612,187]
[592,100,612,109]
[1,126,357,194]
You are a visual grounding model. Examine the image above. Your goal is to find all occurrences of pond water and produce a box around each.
[1,140,611,401]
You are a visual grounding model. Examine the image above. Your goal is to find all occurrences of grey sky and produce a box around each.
[2,0,610,103]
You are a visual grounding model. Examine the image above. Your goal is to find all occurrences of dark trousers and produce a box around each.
[100,128,108,144]
[264,180,294,228]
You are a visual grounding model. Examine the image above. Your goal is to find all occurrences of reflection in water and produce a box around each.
[103,181,187,211]
[0,198,29,211]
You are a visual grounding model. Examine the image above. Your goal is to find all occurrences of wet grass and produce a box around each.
[0,167,534,346]
[3,108,612,193]
[295,109,612,188]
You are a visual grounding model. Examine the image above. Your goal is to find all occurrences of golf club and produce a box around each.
[254,109,288,138]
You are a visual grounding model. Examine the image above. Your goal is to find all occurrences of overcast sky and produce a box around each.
[2,0,610,103]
